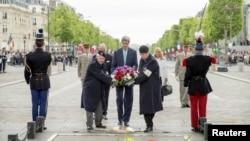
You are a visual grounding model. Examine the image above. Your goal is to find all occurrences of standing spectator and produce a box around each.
[56,55,63,73]
[0,52,2,73]
[78,43,94,108]
[24,29,52,128]
[93,43,113,120]
[183,31,216,132]
[175,42,192,108]
[82,51,112,130]
[1,47,8,72]
[68,55,73,66]
[134,45,163,132]
[53,54,57,65]
[153,47,168,101]
[111,36,138,127]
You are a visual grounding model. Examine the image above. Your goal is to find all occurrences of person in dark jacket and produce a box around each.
[1,47,7,73]
[111,36,138,127]
[183,31,216,132]
[24,29,52,127]
[82,51,112,131]
[134,45,163,133]
[92,43,113,120]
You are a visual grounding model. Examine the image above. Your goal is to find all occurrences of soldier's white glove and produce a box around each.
[175,76,179,82]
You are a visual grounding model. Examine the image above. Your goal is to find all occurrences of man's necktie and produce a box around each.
[123,50,127,65]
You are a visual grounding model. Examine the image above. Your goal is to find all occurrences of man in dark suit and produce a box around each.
[111,36,138,127]
[24,29,52,129]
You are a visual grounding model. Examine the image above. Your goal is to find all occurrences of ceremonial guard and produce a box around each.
[82,51,112,131]
[24,29,52,128]
[182,31,216,132]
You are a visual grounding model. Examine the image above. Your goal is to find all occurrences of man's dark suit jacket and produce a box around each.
[111,48,138,72]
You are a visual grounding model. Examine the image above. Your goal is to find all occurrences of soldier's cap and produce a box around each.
[83,43,90,49]
[139,45,149,53]
[183,41,190,48]
[194,30,204,50]
[97,51,106,57]
[36,28,44,40]
[195,42,203,50]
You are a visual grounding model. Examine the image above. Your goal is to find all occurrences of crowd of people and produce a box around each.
[228,49,250,65]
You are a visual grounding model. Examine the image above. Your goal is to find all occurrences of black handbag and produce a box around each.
[161,84,173,96]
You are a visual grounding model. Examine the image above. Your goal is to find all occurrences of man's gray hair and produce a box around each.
[121,35,130,42]
[98,43,107,52]
[98,43,107,49]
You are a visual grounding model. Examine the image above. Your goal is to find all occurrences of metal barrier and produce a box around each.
[27,121,36,139]
[204,122,212,140]
[7,134,18,141]
[8,116,45,141]
[198,117,207,133]
[36,116,45,132]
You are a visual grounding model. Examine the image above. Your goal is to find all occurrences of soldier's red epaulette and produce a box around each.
[210,56,216,64]
[182,58,187,66]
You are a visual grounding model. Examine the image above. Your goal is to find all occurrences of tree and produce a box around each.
[204,0,243,64]
[205,0,243,43]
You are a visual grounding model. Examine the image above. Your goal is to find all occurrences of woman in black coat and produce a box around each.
[134,45,163,132]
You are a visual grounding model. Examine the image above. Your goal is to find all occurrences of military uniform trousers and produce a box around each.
[189,91,207,129]
[31,89,49,121]
[179,80,189,105]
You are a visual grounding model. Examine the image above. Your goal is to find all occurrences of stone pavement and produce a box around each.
[0,62,250,141]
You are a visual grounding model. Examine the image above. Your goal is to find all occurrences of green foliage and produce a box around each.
[155,0,243,50]
[179,17,200,44]
[44,5,119,51]
[203,0,243,42]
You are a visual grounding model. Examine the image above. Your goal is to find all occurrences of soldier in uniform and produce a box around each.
[183,31,216,132]
[175,42,191,108]
[77,43,94,86]
[82,51,112,131]
[78,43,94,109]
[24,29,52,128]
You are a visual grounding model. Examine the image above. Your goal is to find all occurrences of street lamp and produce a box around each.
[224,5,238,44]
[42,2,52,52]
[23,35,26,53]
[223,5,238,65]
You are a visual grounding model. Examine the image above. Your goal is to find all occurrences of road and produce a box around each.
[0,62,250,141]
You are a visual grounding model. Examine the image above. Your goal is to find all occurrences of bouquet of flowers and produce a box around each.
[112,65,138,86]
